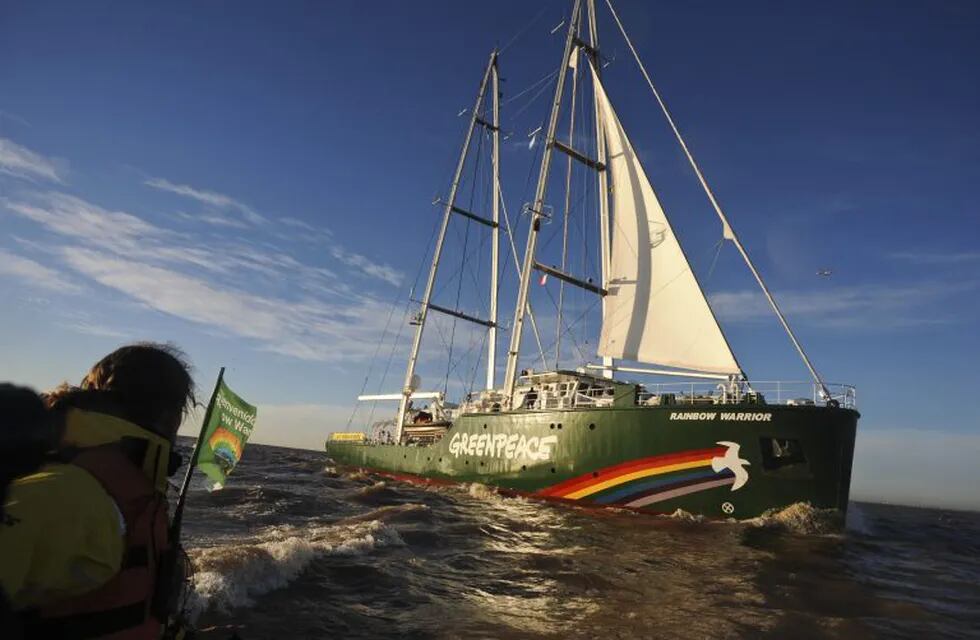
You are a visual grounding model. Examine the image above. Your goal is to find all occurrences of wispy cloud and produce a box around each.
[62,247,397,362]
[62,321,131,339]
[889,251,980,265]
[0,137,64,183]
[4,188,407,361]
[280,217,325,234]
[0,111,31,128]
[0,248,80,293]
[330,246,403,287]
[5,192,314,281]
[710,281,978,329]
[275,216,334,246]
[144,177,265,225]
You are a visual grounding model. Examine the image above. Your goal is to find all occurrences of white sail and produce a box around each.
[591,67,740,375]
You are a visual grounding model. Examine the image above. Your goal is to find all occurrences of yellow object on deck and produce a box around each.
[329,432,366,442]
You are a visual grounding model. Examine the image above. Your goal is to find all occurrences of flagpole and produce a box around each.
[171,366,224,537]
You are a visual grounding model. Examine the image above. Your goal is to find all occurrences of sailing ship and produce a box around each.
[325,0,858,519]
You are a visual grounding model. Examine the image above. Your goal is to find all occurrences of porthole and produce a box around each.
[557,423,563,430]
[550,467,556,473]
[549,423,555,429]
[483,424,487,429]
[521,465,527,471]
[588,423,596,430]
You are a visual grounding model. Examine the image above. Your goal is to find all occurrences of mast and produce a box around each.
[555,46,578,368]
[397,51,498,438]
[586,0,613,379]
[503,0,584,402]
[487,56,500,390]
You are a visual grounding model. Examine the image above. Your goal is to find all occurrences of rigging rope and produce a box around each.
[345,284,405,429]
[502,69,560,108]
[605,0,829,396]
[499,3,553,55]
[498,188,549,369]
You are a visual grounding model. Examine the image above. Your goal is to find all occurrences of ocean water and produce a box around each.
[177,442,980,639]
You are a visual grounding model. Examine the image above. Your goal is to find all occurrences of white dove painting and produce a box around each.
[711,441,751,491]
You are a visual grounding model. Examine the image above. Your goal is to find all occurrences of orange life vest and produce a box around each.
[22,443,170,639]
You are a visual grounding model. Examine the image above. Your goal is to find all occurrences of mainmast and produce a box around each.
[503,0,585,402]
[487,56,501,390]
[397,51,500,439]
[586,0,614,379]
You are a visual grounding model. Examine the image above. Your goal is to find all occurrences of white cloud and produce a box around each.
[5,192,163,253]
[144,177,265,225]
[62,322,131,339]
[710,281,978,329]
[198,213,252,229]
[0,137,64,183]
[0,248,80,293]
[61,246,398,363]
[330,246,403,287]
[889,251,980,265]
[5,190,407,363]
[3,192,331,283]
[0,111,31,127]
[280,217,324,233]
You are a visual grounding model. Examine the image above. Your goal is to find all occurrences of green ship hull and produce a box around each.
[325,404,858,519]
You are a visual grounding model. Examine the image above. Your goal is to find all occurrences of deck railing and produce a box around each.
[636,381,857,409]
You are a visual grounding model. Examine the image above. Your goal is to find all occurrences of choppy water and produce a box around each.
[176,441,980,639]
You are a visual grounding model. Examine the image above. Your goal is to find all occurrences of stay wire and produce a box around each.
[499,2,554,55]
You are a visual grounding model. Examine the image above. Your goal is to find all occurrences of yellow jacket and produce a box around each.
[0,410,172,610]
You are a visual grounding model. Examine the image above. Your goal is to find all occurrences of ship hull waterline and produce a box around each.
[325,405,858,519]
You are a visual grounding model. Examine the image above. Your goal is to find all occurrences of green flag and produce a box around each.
[196,378,257,490]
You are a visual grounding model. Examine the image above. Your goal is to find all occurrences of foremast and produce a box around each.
[396,51,502,439]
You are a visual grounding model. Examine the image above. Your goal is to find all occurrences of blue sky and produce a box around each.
[2,1,978,509]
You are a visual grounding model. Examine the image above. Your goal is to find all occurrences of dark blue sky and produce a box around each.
[1,1,978,507]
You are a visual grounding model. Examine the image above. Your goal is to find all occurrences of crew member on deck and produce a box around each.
[0,343,195,639]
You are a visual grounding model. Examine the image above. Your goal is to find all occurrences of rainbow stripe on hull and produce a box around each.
[537,447,737,508]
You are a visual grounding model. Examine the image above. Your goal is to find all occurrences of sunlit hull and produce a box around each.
[326,405,858,519]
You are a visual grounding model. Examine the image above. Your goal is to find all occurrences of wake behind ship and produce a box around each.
[326,0,859,519]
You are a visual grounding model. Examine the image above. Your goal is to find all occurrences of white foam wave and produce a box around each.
[341,503,430,523]
[659,508,706,523]
[744,501,843,534]
[356,480,387,496]
[466,482,499,500]
[185,520,402,619]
